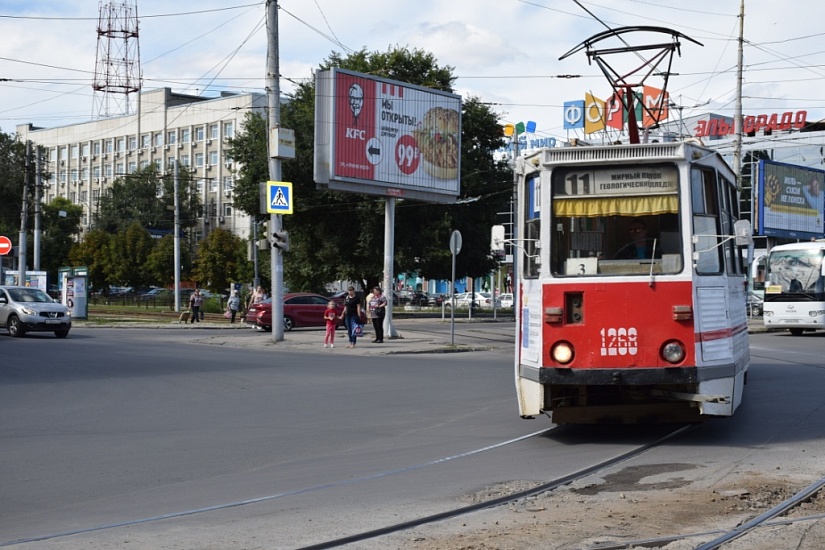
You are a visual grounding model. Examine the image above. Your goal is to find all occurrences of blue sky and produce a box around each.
[1,0,824,141]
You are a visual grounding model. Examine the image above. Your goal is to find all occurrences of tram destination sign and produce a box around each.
[554,165,678,197]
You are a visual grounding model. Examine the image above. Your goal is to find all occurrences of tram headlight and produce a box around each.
[809,310,825,317]
[661,340,686,364]
[551,341,575,365]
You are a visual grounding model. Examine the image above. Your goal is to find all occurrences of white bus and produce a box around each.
[763,241,825,335]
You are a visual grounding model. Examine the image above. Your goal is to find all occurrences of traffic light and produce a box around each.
[272,230,289,252]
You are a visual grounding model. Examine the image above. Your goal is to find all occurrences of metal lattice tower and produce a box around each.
[92,1,142,119]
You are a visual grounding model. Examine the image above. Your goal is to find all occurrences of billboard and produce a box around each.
[314,68,461,203]
[758,160,825,238]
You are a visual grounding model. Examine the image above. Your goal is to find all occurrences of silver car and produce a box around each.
[0,286,72,338]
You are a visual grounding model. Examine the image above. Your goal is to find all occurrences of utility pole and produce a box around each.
[733,0,745,189]
[33,146,42,271]
[267,0,285,342]
[18,141,31,286]
[173,159,182,312]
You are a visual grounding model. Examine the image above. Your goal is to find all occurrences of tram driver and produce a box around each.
[616,219,660,259]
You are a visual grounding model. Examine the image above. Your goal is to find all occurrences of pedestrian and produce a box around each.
[368,286,388,343]
[364,288,375,322]
[323,301,337,348]
[248,285,267,311]
[189,289,203,324]
[226,290,240,323]
[339,286,363,348]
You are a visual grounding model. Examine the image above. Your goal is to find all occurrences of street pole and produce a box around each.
[33,146,42,271]
[173,159,181,312]
[733,0,744,190]
[267,0,284,342]
[18,141,31,286]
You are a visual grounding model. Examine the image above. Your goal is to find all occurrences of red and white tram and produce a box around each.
[513,141,751,423]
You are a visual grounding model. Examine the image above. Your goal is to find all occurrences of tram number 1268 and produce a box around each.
[600,327,638,356]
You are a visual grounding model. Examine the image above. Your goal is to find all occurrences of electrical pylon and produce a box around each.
[92,1,142,118]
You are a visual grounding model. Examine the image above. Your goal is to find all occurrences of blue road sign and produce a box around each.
[266,181,293,214]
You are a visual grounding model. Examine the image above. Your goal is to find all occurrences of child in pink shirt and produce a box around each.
[323,301,337,348]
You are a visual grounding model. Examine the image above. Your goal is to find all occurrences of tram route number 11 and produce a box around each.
[600,327,638,356]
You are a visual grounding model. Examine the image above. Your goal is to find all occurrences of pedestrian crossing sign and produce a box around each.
[266,181,293,214]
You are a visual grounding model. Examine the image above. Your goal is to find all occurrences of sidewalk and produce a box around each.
[73,317,509,356]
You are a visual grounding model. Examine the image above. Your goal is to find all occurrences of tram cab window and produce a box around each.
[549,163,683,277]
[523,174,541,279]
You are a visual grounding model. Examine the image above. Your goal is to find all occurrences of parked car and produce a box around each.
[253,293,367,332]
[448,292,493,309]
[496,293,514,308]
[0,285,72,338]
[401,290,430,306]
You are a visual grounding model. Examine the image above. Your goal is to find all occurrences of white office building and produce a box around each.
[16,87,266,242]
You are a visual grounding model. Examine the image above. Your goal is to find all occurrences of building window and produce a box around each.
[81,168,89,181]
[128,161,136,174]
[59,146,68,160]
[181,128,190,143]
[209,150,218,165]
[195,126,205,142]
[141,134,150,149]
[139,160,149,169]
[116,162,125,175]
[93,141,101,155]
[153,159,161,170]
[195,153,204,167]
[81,143,90,157]
[224,203,232,216]
[59,171,67,184]
[210,124,219,139]
[105,140,114,153]
[116,138,125,152]
[167,130,176,145]
[92,189,100,202]
[105,164,113,177]
[223,176,233,190]
[129,136,137,150]
[70,169,78,181]
[93,166,101,178]
[80,190,88,203]
[224,122,234,139]
[70,192,77,203]
[210,178,218,192]
[196,179,204,193]
[181,154,190,167]
[71,145,79,159]
[154,133,163,147]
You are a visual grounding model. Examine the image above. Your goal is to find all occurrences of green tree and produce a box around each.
[94,165,202,234]
[0,134,43,249]
[227,46,510,292]
[192,228,249,294]
[69,228,113,292]
[39,197,83,277]
[145,234,192,287]
[107,222,156,287]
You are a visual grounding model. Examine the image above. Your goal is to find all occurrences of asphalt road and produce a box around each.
[1,323,823,549]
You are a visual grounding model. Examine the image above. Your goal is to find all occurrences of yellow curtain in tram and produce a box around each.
[553,195,678,218]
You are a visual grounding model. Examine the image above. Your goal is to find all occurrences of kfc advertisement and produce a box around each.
[315,68,461,203]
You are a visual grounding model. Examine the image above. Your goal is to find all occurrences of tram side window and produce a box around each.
[718,177,743,276]
[691,168,723,274]
[523,174,540,279]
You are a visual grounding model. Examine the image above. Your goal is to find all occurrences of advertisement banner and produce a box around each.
[758,160,825,238]
[315,68,461,203]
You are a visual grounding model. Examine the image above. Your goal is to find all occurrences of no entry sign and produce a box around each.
[0,235,12,256]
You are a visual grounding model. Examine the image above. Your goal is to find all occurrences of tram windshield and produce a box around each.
[766,248,825,296]
[546,163,683,277]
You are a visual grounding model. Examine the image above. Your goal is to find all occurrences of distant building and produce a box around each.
[16,87,266,242]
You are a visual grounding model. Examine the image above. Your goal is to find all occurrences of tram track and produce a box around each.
[585,476,825,549]
[296,424,696,550]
